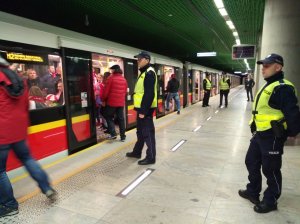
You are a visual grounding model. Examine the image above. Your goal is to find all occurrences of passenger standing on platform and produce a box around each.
[165,74,181,114]
[239,54,300,213]
[101,65,127,141]
[245,74,255,102]
[219,73,231,108]
[202,73,211,107]
[126,51,157,165]
[0,56,57,218]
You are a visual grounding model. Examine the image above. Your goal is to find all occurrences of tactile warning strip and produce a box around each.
[0,149,129,224]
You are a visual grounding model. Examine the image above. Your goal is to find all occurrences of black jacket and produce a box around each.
[258,71,300,137]
[135,64,156,116]
[245,79,255,89]
[167,78,179,93]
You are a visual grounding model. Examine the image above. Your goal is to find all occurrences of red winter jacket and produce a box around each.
[0,70,29,144]
[102,73,128,107]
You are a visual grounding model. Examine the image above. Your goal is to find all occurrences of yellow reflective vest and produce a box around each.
[250,79,295,131]
[134,67,157,108]
[205,78,211,90]
[220,78,230,90]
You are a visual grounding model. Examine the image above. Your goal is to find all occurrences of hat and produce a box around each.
[134,51,151,60]
[0,55,10,67]
[257,53,284,66]
[109,64,121,70]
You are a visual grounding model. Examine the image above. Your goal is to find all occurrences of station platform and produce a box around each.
[2,86,300,224]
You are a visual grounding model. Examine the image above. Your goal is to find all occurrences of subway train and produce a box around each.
[0,12,240,172]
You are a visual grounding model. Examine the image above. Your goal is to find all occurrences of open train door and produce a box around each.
[123,58,138,129]
[62,48,97,154]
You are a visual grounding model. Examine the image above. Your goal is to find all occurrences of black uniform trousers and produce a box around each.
[245,132,286,205]
[219,90,229,106]
[132,114,156,160]
[202,90,211,106]
[246,88,254,101]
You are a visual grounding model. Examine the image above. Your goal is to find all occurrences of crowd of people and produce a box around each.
[10,64,64,109]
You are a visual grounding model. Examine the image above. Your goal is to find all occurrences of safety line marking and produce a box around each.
[170,139,187,152]
[117,168,155,198]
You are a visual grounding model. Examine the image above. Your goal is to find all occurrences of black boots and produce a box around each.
[238,189,260,205]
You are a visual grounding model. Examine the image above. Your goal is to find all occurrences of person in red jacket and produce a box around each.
[101,65,128,141]
[0,56,57,218]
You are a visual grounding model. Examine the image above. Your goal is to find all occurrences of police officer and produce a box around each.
[219,73,231,108]
[126,51,157,165]
[239,54,300,213]
[202,73,211,107]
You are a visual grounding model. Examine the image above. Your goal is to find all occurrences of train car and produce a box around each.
[0,11,184,171]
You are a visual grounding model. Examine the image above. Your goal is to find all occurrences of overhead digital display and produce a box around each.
[232,45,256,59]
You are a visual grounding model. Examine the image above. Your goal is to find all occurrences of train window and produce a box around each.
[1,51,64,110]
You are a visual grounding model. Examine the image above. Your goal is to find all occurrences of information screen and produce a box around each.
[232,45,256,59]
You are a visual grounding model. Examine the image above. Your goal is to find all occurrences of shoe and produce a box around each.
[126,152,141,159]
[165,108,170,111]
[219,105,222,108]
[225,105,228,108]
[120,137,126,142]
[0,205,19,218]
[254,201,277,213]
[138,158,155,165]
[104,129,110,134]
[247,99,249,101]
[45,189,57,201]
[108,135,117,140]
[202,105,207,107]
[238,189,260,205]
[251,100,254,102]
[177,111,180,114]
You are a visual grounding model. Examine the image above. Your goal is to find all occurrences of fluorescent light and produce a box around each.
[233,31,238,37]
[214,0,224,9]
[234,71,242,74]
[119,169,154,197]
[219,8,228,16]
[193,126,202,132]
[206,116,212,121]
[170,140,187,152]
[197,52,217,57]
[226,20,235,29]
[236,39,241,45]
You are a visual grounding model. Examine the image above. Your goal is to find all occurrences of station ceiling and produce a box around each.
[0,0,265,73]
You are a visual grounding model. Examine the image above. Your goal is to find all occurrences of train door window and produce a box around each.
[155,64,164,118]
[164,66,175,114]
[123,59,138,129]
[200,71,204,101]
[188,70,192,105]
[63,48,96,153]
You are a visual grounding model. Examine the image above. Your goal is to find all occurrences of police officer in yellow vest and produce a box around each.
[239,54,300,213]
[202,73,211,107]
[219,72,231,108]
[126,51,157,165]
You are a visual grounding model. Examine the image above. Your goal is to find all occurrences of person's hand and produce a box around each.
[139,113,145,118]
